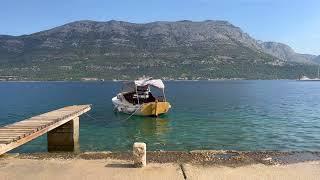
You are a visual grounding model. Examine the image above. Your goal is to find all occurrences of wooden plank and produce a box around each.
[16,120,52,123]
[0,132,32,135]
[0,105,91,155]
[0,132,27,134]
[7,124,45,127]
[0,138,15,141]
[0,132,26,135]
[19,119,54,122]
[0,141,10,144]
[31,113,65,117]
[13,123,48,126]
[0,134,27,136]
[56,109,77,112]
[12,124,48,127]
[0,131,25,134]
[0,132,30,137]
[12,125,47,129]
[0,137,21,141]
[28,116,60,120]
[35,111,71,116]
[58,110,81,114]
[2,128,40,132]
[37,113,69,117]
[57,106,78,110]
[7,125,41,127]
[0,131,33,134]
[3,127,38,129]
[13,122,49,125]
[9,127,45,131]
[18,119,53,122]
[13,123,50,126]
[0,128,30,132]
[24,119,60,123]
[39,111,73,115]
[0,137,15,140]
[0,135,25,139]
[0,135,20,138]
[35,116,68,120]
[2,129,37,133]
[5,125,39,128]
[0,130,34,133]
[27,117,58,120]
[5,126,42,129]
[20,120,54,123]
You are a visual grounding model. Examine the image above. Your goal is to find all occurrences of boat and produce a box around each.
[298,76,320,81]
[298,67,320,81]
[112,78,171,116]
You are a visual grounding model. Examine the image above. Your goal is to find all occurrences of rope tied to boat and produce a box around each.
[121,104,143,121]
[85,104,143,122]
[84,112,99,121]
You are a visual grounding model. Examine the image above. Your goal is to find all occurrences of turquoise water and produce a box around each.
[0,80,320,152]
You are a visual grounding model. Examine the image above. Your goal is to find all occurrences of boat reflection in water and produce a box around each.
[116,114,171,147]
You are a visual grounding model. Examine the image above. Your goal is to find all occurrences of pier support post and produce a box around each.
[47,117,79,152]
[133,142,146,167]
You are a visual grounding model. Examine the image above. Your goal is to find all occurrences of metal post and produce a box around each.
[135,85,140,104]
[162,88,166,102]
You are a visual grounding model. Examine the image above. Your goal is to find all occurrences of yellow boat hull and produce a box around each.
[140,101,171,116]
[112,96,171,116]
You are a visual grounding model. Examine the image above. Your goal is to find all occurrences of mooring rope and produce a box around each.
[85,104,143,122]
[84,112,99,121]
[121,105,143,121]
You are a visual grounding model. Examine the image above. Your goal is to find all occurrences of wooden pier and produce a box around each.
[0,105,91,155]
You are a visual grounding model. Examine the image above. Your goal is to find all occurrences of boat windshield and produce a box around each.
[123,91,157,104]
[122,85,166,104]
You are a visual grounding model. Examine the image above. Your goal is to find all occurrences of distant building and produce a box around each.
[59,66,73,70]
[0,76,19,81]
[81,78,99,81]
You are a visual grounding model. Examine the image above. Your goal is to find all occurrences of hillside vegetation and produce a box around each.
[0,20,319,80]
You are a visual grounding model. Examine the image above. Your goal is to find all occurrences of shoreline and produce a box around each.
[2,151,320,179]
[0,79,295,83]
[3,150,320,167]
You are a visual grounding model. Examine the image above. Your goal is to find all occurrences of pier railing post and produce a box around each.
[47,117,80,152]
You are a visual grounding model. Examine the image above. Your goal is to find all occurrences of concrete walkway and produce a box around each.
[0,158,320,180]
[182,162,320,180]
[0,158,183,180]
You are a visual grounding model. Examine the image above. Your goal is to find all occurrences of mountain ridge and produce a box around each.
[0,20,318,80]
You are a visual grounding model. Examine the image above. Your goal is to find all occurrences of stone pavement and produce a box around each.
[0,158,320,180]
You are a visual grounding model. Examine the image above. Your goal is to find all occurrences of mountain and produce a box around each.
[259,41,317,64]
[0,20,318,80]
[313,56,320,64]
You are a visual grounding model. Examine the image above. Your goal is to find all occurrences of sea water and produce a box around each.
[0,80,320,152]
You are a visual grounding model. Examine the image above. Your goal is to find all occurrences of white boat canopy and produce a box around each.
[122,78,165,92]
[134,79,165,89]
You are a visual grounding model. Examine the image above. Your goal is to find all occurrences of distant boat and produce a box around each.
[298,76,320,81]
[298,67,320,81]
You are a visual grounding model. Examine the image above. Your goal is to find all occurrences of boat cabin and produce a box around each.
[120,79,166,105]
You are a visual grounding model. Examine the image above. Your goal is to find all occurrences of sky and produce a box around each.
[0,0,319,55]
